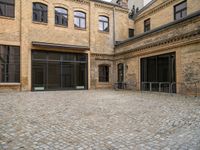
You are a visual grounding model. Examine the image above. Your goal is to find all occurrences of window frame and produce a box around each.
[0,0,15,18]
[99,65,109,83]
[99,15,109,32]
[129,28,134,38]
[174,0,187,20]
[74,11,86,29]
[55,7,68,27]
[144,18,151,32]
[0,45,20,83]
[32,2,48,23]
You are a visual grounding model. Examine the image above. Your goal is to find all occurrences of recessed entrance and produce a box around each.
[141,52,176,93]
[32,51,88,91]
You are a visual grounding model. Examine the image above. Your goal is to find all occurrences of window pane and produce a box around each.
[55,7,67,14]
[182,9,187,18]
[33,3,48,23]
[104,22,108,31]
[0,4,5,16]
[99,65,109,82]
[99,16,108,22]
[80,18,85,28]
[175,12,181,20]
[32,52,47,60]
[0,45,20,83]
[74,17,80,27]
[6,5,14,17]
[99,22,103,31]
[74,11,85,17]
[175,2,187,12]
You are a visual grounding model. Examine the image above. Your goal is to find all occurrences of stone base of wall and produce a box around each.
[0,83,21,92]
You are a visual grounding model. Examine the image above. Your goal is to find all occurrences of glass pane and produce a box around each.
[99,16,108,22]
[62,15,67,26]
[74,17,80,27]
[62,63,75,88]
[6,5,14,17]
[63,53,76,61]
[77,54,87,61]
[48,62,61,89]
[104,22,109,31]
[76,63,86,87]
[55,7,67,14]
[32,52,47,60]
[99,22,103,31]
[32,61,46,89]
[80,18,85,28]
[175,12,181,20]
[0,4,5,16]
[74,11,85,18]
[182,9,187,18]
[175,2,186,12]
[48,53,60,60]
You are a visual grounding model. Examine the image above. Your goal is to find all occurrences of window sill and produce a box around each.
[98,30,109,34]
[0,83,21,86]
[74,27,87,31]
[98,82,110,84]
[55,24,68,28]
[0,15,15,20]
[32,21,48,26]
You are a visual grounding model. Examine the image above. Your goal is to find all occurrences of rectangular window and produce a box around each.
[144,18,150,32]
[129,29,134,38]
[174,1,187,20]
[99,65,109,82]
[141,52,176,93]
[0,0,15,18]
[0,45,20,83]
[32,51,88,91]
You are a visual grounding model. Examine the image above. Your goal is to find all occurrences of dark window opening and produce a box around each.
[32,51,88,91]
[141,52,176,93]
[144,18,150,32]
[99,16,109,32]
[129,29,134,38]
[0,45,20,83]
[174,0,187,20]
[0,0,14,18]
[33,2,48,23]
[74,11,86,29]
[99,65,109,82]
[118,63,124,82]
[55,7,68,26]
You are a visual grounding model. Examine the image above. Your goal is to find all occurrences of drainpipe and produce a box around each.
[113,7,116,50]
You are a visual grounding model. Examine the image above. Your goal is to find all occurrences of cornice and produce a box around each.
[114,29,200,57]
[91,53,114,57]
[135,0,180,22]
[116,11,200,47]
[94,3,114,11]
[71,0,90,5]
[115,7,129,14]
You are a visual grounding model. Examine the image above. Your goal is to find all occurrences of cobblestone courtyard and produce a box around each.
[0,90,200,150]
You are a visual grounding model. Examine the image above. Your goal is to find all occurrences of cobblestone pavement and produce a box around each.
[0,90,200,150]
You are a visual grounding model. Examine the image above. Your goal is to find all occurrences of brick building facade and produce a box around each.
[0,0,199,95]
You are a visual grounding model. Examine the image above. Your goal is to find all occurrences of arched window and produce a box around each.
[55,7,68,26]
[99,16,109,32]
[33,2,48,23]
[0,0,15,18]
[74,11,86,29]
[99,65,109,82]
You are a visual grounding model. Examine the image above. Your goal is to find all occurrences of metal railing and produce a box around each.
[113,81,200,97]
